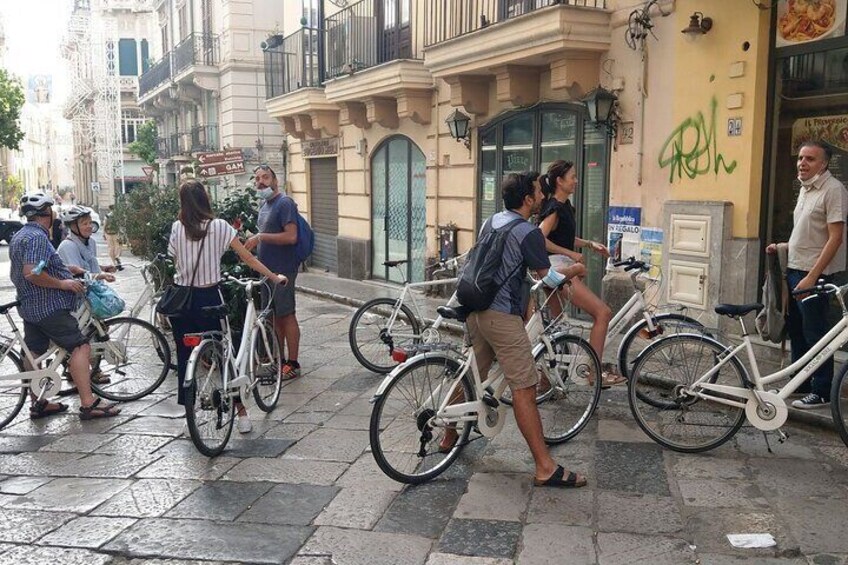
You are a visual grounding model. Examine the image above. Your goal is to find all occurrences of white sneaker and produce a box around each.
[237,413,253,434]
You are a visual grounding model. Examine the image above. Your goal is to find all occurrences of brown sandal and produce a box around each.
[30,400,69,420]
[79,398,121,420]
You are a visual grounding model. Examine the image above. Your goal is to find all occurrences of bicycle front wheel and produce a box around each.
[535,334,603,444]
[831,362,848,448]
[251,317,282,412]
[629,334,747,453]
[0,350,28,430]
[185,340,235,457]
[349,298,421,373]
[90,317,170,402]
[370,355,473,484]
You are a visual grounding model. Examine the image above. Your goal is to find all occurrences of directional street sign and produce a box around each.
[199,160,246,178]
[196,149,245,178]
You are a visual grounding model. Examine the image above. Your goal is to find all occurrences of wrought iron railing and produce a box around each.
[156,136,171,159]
[324,0,423,81]
[173,32,219,76]
[139,56,171,98]
[190,125,219,152]
[264,28,322,100]
[424,0,606,47]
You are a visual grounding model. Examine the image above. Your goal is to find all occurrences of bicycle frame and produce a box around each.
[387,276,458,335]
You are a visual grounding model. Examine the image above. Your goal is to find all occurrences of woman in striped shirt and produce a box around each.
[168,179,287,434]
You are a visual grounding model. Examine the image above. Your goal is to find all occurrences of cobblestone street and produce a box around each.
[1,246,848,564]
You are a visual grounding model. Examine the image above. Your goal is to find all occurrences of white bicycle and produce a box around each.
[122,254,177,370]
[183,275,283,456]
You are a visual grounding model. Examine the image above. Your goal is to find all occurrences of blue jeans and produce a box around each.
[786,269,833,400]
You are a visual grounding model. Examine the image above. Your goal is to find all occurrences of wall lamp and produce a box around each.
[445,109,472,149]
[581,86,619,139]
[682,12,713,36]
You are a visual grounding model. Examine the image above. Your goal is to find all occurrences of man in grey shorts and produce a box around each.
[245,165,302,380]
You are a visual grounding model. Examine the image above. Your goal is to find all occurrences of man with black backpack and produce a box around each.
[245,164,303,381]
[452,173,588,489]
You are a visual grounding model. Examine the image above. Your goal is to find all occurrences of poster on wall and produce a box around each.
[776,0,846,48]
[791,114,848,185]
[607,206,641,264]
[640,228,664,279]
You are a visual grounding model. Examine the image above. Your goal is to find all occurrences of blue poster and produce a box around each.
[607,206,642,262]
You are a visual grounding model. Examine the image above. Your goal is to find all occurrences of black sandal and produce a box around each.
[29,400,69,420]
[534,465,588,488]
[79,398,121,420]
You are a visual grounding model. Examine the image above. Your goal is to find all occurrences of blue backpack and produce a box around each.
[295,212,315,264]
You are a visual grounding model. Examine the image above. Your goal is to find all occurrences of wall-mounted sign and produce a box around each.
[608,206,641,263]
[303,137,339,158]
[618,121,635,145]
[727,118,742,137]
[776,0,845,48]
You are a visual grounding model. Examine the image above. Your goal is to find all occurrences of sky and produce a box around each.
[1,0,73,101]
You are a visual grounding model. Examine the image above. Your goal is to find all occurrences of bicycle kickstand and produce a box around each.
[761,429,790,454]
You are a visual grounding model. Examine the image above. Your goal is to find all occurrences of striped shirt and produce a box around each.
[168,219,238,287]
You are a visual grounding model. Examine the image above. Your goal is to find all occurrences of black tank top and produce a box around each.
[539,198,576,252]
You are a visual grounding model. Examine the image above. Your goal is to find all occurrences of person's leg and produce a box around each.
[169,315,191,406]
[21,321,67,415]
[799,281,834,400]
[786,270,812,394]
[567,278,612,360]
[67,343,96,407]
[281,313,300,362]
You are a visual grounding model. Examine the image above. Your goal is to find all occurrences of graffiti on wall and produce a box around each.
[658,97,738,182]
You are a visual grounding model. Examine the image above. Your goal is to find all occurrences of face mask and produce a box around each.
[257,187,274,200]
[799,172,822,188]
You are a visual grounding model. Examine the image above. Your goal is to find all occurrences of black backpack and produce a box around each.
[456,217,525,311]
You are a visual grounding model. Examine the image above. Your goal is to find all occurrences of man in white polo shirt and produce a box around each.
[768,141,848,409]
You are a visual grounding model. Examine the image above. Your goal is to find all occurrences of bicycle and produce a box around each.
[369,276,602,484]
[122,254,177,371]
[0,285,172,429]
[182,275,283,456]
[629,280,848,453]
[348,255,466,374]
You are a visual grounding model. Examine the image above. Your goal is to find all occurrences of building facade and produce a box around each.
[263,0,848,326]
[136,0,286,192]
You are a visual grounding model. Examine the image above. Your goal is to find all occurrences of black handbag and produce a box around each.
[156,225,209,317]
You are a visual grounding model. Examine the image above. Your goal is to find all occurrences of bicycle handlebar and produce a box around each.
[613,257,650,272]
[791,281,840,297]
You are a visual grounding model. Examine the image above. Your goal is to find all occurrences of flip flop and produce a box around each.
[534,465,588,488]
[29,400,69,420]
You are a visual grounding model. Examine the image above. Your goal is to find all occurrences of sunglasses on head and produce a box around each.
[253,164,276,175]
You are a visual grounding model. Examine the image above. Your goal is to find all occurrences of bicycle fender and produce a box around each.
[183,339,214,387]
[371,352,456,400]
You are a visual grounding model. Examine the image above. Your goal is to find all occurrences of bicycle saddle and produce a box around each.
[436,306,467,322]
[201,305,229,319]
[383,260,408,267]
[0,301,20,315]
[714,303,763,317]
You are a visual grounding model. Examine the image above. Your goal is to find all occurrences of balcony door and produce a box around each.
[378,0,411,63]
[372,136,426,283]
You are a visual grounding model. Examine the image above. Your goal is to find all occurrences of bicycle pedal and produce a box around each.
[482,394,499,409]
[258,374,277,386]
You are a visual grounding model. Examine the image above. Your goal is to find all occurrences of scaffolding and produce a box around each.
[63,0,124,206]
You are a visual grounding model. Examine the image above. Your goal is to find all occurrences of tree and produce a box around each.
[127,120,159,167]
[0,69,25,151]
[2,174,22,208]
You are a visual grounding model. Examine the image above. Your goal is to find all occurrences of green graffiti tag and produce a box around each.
[658,97,738,182]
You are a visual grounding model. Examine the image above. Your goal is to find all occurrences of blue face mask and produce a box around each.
[257,187,274,200]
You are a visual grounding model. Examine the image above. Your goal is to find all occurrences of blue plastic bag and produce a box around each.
[86,281,126,319]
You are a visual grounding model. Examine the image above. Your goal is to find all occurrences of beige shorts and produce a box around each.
[466,309,538,391]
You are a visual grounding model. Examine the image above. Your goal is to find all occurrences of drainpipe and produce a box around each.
[433,85,440,258]
[637,47,647,186]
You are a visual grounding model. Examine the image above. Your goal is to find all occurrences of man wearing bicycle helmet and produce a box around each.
[8,193,120,420]
[57,206,116,283]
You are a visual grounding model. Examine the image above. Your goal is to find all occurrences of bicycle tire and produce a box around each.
[830,362,848,448]
[89,317,170,402]
[617,313,705,379]
[0,349,28,430]
[370,355,474,484]
[185,340,235,457]
[251,317,282,412]
[535,333,603,444]
[349,297,421,373]
[628,333,747,453]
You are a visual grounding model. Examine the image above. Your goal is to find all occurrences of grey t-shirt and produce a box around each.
[481,210,550,316]
[257,193,299,274]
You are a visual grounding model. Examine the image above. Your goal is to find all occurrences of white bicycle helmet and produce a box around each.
[61,205,92,225]
[19,192,54,218]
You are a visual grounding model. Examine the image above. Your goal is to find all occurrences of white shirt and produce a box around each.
[168,219,237,287]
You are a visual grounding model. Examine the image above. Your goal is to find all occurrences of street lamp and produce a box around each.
[445,109,471,149]
[582,86,619,138]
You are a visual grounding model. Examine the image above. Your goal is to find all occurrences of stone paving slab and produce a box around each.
[595,441,670,496]
[0,476,51,495]
[281,428,370,463]
[165,480,274,521]
[91,478,198,518]
[438,518,523,559]
[299,526,432,565]
[525,485,594,527]
[37,516,138,548]
[596,532,698,564]
[684,507,800,558]
[38,432,118,453]
[597,491,684,534]
[55,452,161,479]
[426,554,513,565]
[453,472,531,522]
[104,518,313,564]
[95,434,173,456]
[0,507,75,543]
[236,483,338,526]
[135,454,239,481]
[313,483,397,529]
[516,523,596,565]
[0,545,112,565]
[0,435,56,453]
[4,477,131,513]
[223,457,348,485]
[375,478,469,539]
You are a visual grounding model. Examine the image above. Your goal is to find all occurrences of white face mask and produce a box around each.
[256,187,274,200]
[798,172,822,188]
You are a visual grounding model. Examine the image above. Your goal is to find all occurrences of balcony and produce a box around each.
[155,132,189,160]
[138,33,219,106]
[138,56,171,99]
[189,125,219,153]
[422,0,611,114]
[172,32,219,76]
[264,28,321,100]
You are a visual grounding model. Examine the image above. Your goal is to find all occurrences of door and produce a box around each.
[372,136,426,283]
[378,0,411,63]
[309,158,339,272]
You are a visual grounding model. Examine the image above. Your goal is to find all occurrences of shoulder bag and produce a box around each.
[156,223,209,317]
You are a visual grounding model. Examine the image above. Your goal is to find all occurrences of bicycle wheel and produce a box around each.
[89,317,170,402]
[185,340,235,457]
[629,334,747,453]
[370,355,474,484]
[0,350,28,430]
[831,362,848,448]
[534,334,603,444]
[150,306,177,372]
[251,317,282,412]
[617,313,704,380]
[349,298,421,373]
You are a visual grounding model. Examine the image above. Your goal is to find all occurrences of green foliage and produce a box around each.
[0,69,25,151]
[127,121,159,167]
[2,174,23,207]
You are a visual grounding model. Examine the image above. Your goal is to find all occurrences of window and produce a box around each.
[121,111,145,145]
[118,38,138,76]
[141,39,150,73]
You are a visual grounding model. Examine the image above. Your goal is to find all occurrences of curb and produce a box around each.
[296,282,839,434]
